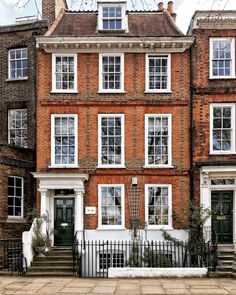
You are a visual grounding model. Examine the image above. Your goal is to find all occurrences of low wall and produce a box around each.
[108,267,208,278]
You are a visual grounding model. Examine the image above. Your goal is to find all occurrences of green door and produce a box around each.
[54,198,74,246]
[211,191,233,244]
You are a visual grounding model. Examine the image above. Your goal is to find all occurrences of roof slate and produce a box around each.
[50,10,184,37]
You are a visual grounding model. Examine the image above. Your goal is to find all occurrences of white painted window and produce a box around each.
[8,176,24,218]
[146,54,171,92]
[51,114,78,167]
[52,54,77,92]
[98,184,125,229]
[98,3,127,31]
[145,114,172,167]
[98,114,125,167]
[210,38,235,79]
[145,184,172,229]
[99,53,124,93]
[8,48,27,79]
[210,104,235,154]
[98,252,125,272]
[8,109,27,148]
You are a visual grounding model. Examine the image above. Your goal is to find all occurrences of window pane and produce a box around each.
[212,39,232,77]
[147,116,169,165]
[212,106,232,152]
[100,116,123,165]
[148,186,169,226]
[101,186,123,226]
[8,109,27,148]
[53,116,76,165]
[55,55,75,90]
[9,49,28,78]
[8,176,23,217]
[148,56,169,90]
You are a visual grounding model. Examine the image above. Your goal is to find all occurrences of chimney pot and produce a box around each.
[167,1,174,13]
[158,2,164,11]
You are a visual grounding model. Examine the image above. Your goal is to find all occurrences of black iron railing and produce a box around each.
[0,239,27,276]
[72,232,82,276]
[73,239,218,278]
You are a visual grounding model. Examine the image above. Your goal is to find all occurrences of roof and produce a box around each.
[187,10,236,33]
[48,10,184,37]
[0,20,47,34]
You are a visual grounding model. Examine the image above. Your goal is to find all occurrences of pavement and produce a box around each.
[0,276,235,295]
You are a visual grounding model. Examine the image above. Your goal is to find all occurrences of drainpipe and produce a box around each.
[190,42,194,203]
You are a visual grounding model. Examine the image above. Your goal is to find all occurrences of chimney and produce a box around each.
[42,0,68,26]
[167,1,176,22]
[157,2,164,11]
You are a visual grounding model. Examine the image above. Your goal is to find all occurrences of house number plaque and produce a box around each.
[85,207,96,215]
[216,216,226,221]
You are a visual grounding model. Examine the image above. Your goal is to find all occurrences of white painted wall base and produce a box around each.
[108,267,208,278]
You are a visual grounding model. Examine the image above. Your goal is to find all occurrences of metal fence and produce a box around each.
[73,239,217,278]
[0,239,27,276]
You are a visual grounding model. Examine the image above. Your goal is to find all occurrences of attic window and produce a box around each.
[98,3,127,31]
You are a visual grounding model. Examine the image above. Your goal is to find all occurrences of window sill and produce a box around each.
[97,227,126,231]
[209,76,236,80]
[50,90,78,94]
[98,90,126,94]
[48,165,80,169]
[6,77,28,82]
[97,29,126,33]
[7,218,26,223]
[143,165,174,169]
[97,165,126,169]
[145,90,172,94]
[147,226,173,230]
[209,152,236,155]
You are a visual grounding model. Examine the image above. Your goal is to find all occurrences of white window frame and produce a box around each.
[8,176,24,219]
[8,48,28,80]
[145,54,171,93]
[98,114,125,168]
[8,109,27,148]
[51,53,78,93]
[145,184,172,230]
[97,251,125,273]
[98,3,127,31]
[99,53,125,93]
[145,114,172,168]
[98,184,125,230]
[210,103,236,155]
[209,38,235,79]
[50,114,78,168]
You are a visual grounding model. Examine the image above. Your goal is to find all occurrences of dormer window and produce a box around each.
[103,7,122,30]
[98,2,127,31]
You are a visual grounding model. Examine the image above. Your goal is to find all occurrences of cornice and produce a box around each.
[37,36,194,53]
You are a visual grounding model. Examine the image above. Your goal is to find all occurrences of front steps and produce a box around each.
[210,244,235,277]
[27,247,75,277]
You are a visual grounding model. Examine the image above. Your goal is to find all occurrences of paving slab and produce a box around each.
[164,289,191,294]
[117,283,140,291]
[91,286,116,294]
[190,288,230,294]
[141,286,165,294]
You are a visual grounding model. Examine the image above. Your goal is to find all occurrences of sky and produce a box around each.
[0,0,235,33]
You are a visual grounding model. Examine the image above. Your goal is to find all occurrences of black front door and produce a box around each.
[211,191,233,244]
[54,198,74,246]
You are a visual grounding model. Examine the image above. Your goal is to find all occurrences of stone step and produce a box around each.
[45,250,72,257]
[218,260,233,266]
[208,271,232,278]
[27,272,75,277]
[218,254,234,259]
[34,255,73,261]
[28,266,73,273]
[31,261,73,267]
[216,265,232,272]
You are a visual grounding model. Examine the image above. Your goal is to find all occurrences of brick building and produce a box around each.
[188,11,236,244]
[33,0,194,249]
[0,0,67,243]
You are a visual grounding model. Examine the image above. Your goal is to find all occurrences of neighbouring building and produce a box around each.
[0,0,67,254]
[33,0,194,255]
[188,11,236,245]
